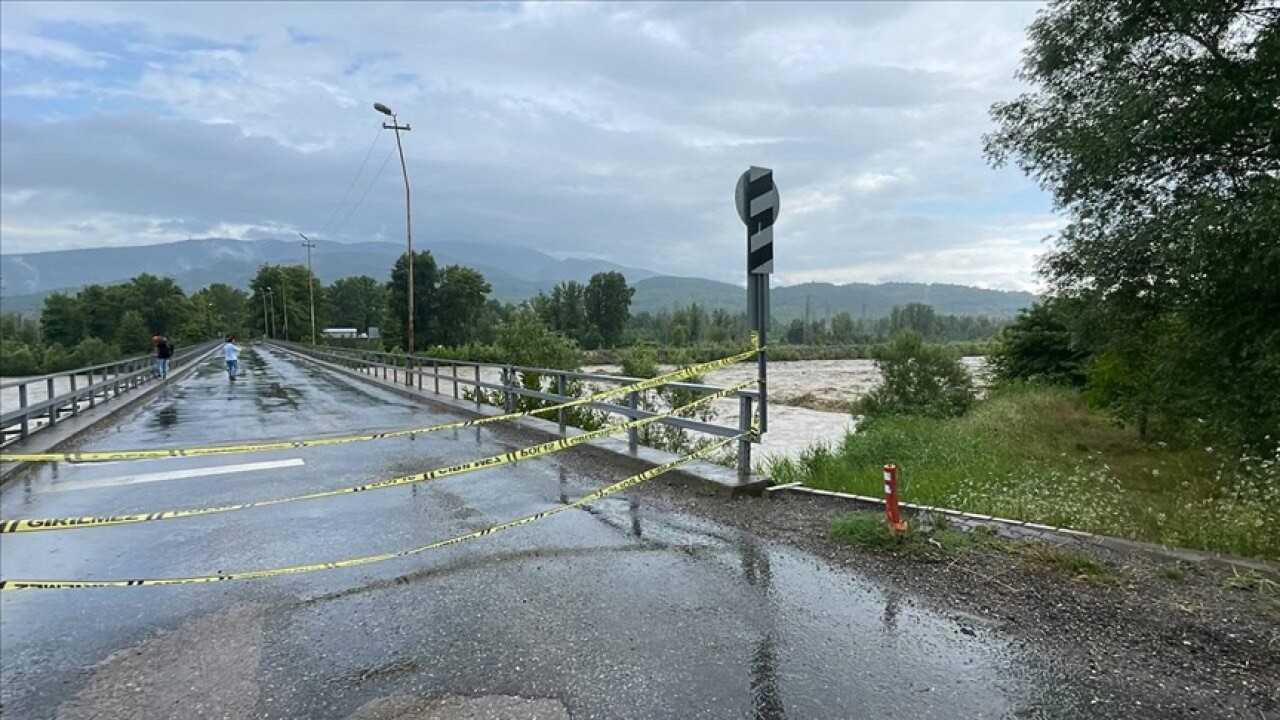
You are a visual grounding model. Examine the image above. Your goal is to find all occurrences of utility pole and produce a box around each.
[374,102,414,356]
[261,290,270,340]
[282,282,289,341]
[299,234,318,345]
[804,294,811,344]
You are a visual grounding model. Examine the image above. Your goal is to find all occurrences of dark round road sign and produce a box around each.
[736,167,780,226]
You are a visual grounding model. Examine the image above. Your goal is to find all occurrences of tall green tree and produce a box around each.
[533,281,589,343]
[889,303,938,338]
[191,283,250,339]
[327,276,386,334]
[387,250,439,351]
[986,0,1280,446]
[435,266,492,347]
[831,311,858,343]
[584,271,634,348]
[991,300,1087,386]
[114,311,152,354]
[76,285,121,341]
[121,274,191,336]
[248,265,323,342]
[39,293,83,347]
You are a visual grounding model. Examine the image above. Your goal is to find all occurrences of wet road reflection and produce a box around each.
[1,345,1049,719]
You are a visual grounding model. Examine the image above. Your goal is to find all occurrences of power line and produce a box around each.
[317,127,385,237]
[336,143,398,230]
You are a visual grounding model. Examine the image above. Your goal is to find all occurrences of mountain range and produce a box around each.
[0,238,1035,321]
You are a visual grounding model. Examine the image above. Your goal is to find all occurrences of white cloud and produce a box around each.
[0,1,1057,288]
[0,31,109,68]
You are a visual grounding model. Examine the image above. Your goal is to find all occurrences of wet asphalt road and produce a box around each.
[3,346,1055,719]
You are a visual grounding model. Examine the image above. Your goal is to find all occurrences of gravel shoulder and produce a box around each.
[632,478,1280,720]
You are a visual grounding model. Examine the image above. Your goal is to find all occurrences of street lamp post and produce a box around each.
[281,281,290,341]
[299,233,318,345]
[265,287,276,339]
[374,102,414,357]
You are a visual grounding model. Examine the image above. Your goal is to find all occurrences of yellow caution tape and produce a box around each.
[0,380,753,534]
[0,436,738,590]
[0,343,759,464]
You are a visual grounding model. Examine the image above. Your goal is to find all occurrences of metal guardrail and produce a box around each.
[272,341,761,475]
[0,340,220,447]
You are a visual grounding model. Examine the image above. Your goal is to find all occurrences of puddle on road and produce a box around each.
[146,403,181,431]
[258,496,1040,719]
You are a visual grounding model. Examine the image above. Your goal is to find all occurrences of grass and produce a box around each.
[773,385,1280,559]
[1014,543,1115,583]
[1222,569,1279,594]
[829,512,1003,557]
[828,511,1121,583]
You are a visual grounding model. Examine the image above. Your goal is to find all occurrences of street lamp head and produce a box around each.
[298,232,309,241]
[373,102,394,117]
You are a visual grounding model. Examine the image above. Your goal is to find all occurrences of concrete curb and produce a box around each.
[778,485,1280,576]
[0,345,222,488]
[270,344,771,496]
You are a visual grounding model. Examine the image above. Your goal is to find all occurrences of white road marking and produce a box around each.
[45,458,305,493]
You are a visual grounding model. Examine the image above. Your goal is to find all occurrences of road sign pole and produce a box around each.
[737,166,778,436]
[752,271,762,427]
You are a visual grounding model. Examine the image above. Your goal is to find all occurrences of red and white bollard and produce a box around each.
[883,464,908,533]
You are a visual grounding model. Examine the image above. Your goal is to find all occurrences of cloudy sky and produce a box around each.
[0,2,1058,290]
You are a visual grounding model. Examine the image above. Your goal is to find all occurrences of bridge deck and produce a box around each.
[2,345,1031,719]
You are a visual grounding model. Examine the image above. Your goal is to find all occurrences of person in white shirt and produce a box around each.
[223,337,241,381]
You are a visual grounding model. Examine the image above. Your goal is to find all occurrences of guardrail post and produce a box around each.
[70,374,79,416]
[737,394,754,478]
[502,368,515,413]
[88,370,97,408]
[433,361,439,394]
[18,384,29,438]
[628,392,639,454]
[557,373,567,435]
[46,377,57,426]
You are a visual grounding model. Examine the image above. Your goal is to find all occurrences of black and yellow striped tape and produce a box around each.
[0,436,738,590]
[0,343,758,464]
[0,380,753,534]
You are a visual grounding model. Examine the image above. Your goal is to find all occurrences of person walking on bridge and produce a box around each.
[223,336,241,381]
[153,335,174,379]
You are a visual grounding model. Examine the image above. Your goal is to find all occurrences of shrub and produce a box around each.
[0,341,40,376]
[857,331,975,419]
[68,337,121,368]
[619,345,660,379]
[990,301,1087,386]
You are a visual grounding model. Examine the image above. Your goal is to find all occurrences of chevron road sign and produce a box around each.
[735,166,779,275]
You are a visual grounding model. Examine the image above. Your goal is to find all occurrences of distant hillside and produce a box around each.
[633,277,1034,321]
[0,237,1034,321]
[0,237,658,299]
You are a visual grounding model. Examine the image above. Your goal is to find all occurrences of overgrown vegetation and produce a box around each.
[778,1,1280,561]
[772,385,1280,558]
[985,0,1280,452]
[0,276,246,375]
[855,332,975,419]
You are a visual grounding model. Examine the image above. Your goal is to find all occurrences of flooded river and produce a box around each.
[583,357,988,464]
[3,357,986,467]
